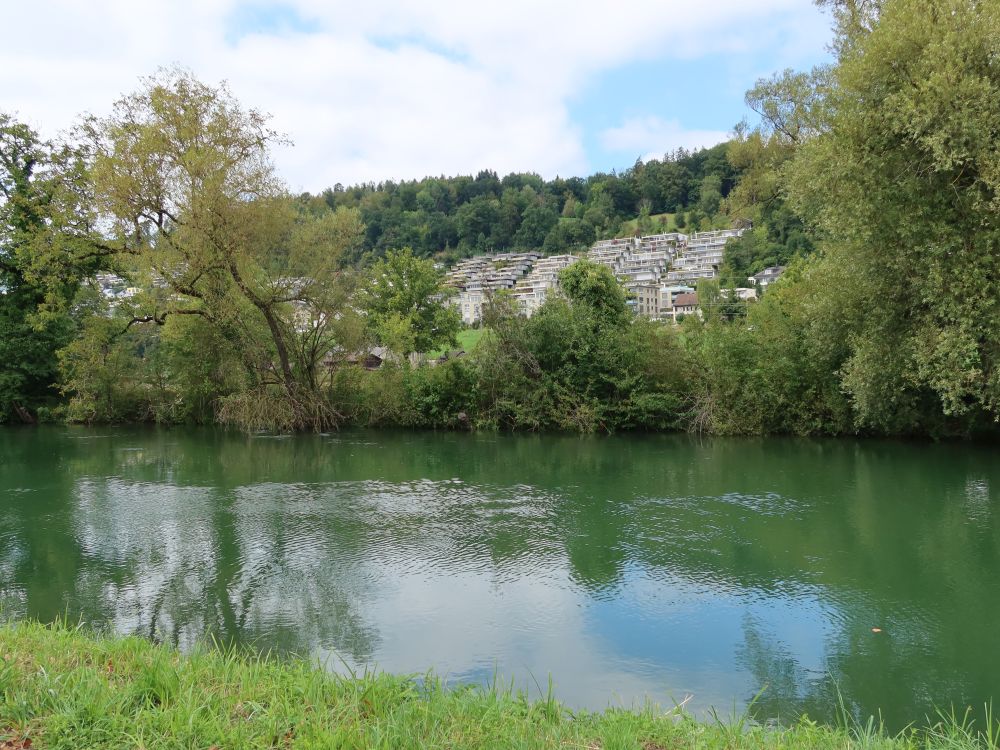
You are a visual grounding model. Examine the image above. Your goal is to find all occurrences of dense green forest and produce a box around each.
[2,0,999,438]
[307,143,739,262]
[303,132,810,279]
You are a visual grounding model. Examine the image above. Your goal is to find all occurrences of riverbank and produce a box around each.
[0,622,993,749]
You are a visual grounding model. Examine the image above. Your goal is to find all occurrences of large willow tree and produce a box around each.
[780,0,1000,434]
[65,69,364,430]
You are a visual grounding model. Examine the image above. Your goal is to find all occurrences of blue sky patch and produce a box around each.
[573,35,832,174]
[225,3,320,45]
[370,33,471,66]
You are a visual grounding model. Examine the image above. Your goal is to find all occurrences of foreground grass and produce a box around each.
[1,621,996,749]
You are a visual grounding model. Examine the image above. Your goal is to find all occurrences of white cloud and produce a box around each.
[0,1,830,191]
[600,116,732,161]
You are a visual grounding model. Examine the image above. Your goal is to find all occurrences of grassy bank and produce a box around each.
[0,621,995,749]
[426,328,485,359]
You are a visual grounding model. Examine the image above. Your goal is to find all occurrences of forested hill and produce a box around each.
[304,142,739,264]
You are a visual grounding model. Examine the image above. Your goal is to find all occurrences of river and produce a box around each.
[1,426,998,729]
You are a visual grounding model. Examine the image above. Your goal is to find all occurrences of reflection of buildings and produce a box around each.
[0,526,27,613]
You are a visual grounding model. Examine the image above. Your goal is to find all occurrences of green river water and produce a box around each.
[1,426,998,729]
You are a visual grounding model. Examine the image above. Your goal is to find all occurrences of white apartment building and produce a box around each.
[445,227,743,325]
[657,284,696,321]
[664,229,745,284]
[512,254,579,317]
[749,265,786,289]
[632,284,661,319]
[641,232,687,252]
[589,232,691,319]
[447,252,541,324]
[586,228,745,317]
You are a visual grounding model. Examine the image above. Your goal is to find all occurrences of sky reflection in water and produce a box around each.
[1,427,998,729]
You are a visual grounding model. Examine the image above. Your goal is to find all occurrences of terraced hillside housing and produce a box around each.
[445,228,748,323]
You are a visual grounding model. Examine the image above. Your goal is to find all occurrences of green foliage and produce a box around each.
[724,205,813,283]
[698,173,723,217]
[786,0,1000,434]
[157,313,244,423]
[4,77,747,434]
[324,268,687,432]
[723,68,823,284]
[328,363,415,427]
[58,311,158,423]
[357,247,461,356]
[320,145,739,259]
[405,359,476,428]
[542,217,595,254]
[687,206,706,231]
[434,262,692,433]
[0,114,85,423]
[513,204,558,248]
[0,287,73,423]
[671,0,1000,439]
[685,263,853,435]
[556,260,630,327]
[58,69,367,431]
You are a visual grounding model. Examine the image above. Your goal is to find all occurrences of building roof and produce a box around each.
[752,265,786,280]
[673,292,698,308]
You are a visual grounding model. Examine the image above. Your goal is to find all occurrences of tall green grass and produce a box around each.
[0,620,996,749]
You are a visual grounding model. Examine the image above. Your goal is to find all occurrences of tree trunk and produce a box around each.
[12,402,36,425]
[259,304,296,391]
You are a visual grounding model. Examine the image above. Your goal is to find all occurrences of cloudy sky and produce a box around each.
[3,1,832,192]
